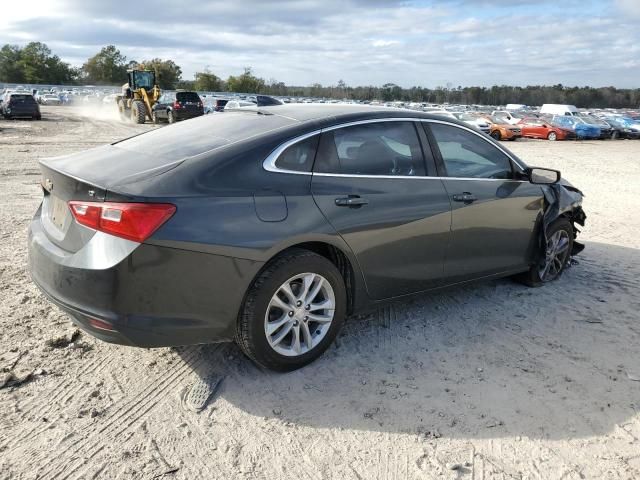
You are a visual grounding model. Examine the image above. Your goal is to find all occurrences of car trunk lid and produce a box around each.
[38,146,183,252]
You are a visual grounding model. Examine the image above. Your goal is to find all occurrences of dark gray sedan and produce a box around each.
[28,105,586,371]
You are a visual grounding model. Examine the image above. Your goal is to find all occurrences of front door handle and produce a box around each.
[452,192,477,204]
[335,195,369,207]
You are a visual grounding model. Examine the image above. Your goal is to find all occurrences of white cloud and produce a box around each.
[0,0,638,88]
[372,40,400,48]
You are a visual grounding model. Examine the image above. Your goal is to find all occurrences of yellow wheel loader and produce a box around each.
[116,69,161,124]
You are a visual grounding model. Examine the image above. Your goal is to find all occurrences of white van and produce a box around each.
[506,103,527,111]
[540,104,579,116]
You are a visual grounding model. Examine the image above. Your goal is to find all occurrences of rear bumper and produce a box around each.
[28,209,263,348]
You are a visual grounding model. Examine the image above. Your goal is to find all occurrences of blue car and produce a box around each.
[552,116,600,139]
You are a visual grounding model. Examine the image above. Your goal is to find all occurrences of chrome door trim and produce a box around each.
[262,117,528,176]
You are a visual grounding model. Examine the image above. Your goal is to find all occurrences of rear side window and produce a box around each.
[314,122,426,176]
[429,123,514,179]
[275,135,319,172]
[176,92,201,103]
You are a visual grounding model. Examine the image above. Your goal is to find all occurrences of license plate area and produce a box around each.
[49,195,69,231]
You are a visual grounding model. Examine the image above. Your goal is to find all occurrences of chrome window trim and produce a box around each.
[262,129,321,176]
[312,172,526,182]
[261,117,527,177]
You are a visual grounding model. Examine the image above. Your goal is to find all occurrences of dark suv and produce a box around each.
[2,93,41,120]
[151,91,204,124]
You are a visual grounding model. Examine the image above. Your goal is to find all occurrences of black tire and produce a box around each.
[515,217,573,287]
[34,113,41,120]
[547,131,558,141]
[490,130,502,140]
[131,100,146,124]
[235,249,347,371]
[611,130,619,140]
[167,110,175,124]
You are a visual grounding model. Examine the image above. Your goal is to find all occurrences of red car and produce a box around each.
[518,118,576,141]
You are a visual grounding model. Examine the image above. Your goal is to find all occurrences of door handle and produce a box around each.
[452,192,477,204]
[335,195,369,207]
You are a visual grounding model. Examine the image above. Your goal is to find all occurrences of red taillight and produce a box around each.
[173,101,181,109]
[68,201,176,243]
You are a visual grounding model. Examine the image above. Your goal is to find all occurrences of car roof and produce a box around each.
[254,103,471,127]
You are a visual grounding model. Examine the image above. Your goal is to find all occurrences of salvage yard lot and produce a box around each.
[1,106,639,479]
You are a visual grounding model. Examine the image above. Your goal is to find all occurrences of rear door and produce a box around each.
[154,94,169,119]
[424,121,543,282]
[311,120,452,300]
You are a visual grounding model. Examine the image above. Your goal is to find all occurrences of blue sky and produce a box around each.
[2,0,639,88]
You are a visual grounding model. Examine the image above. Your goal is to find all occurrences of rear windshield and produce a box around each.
[176,92,201,103]
[10,94,35,103]
[112,111,297,159]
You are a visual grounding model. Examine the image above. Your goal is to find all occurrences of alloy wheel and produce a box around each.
[538,230,570,282]
[264,273,335,357]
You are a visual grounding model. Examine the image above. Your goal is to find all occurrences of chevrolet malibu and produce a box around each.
[28,105,586,371]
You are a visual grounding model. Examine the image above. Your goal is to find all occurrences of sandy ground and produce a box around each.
[0,106,639,480]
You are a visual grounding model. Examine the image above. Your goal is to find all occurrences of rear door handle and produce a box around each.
[452,192,477,204]
[335,195,369,207]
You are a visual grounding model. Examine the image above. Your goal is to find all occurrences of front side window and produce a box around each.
[429,123,514,179]
[314,121,425,176]
[274,135,319,172]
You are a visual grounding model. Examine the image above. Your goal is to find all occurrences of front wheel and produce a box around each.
[131,100,146,124]
[167,110,175,124]
[516,218,573,287]
[547,131,558,141]
[236,249,346,371]
[490,130,502,140]
[611,130,619,140]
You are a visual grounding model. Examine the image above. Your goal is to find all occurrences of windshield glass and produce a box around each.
[132,71,154,90]
[10,94,35,103]
[176,91,201,103]
[485,116,503,124]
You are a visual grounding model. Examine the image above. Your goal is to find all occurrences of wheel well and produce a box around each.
[277,242,356,315]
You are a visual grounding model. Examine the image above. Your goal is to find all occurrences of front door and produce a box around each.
[425,121,544,282]
[311,120,452,300]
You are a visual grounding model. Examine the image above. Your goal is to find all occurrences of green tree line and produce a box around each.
[1,42,639,108]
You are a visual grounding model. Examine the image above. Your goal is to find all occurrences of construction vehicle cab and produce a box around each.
[116,69,161,124]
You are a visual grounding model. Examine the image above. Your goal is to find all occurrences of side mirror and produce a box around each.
[541,124,548,128]
[528,167,560,185]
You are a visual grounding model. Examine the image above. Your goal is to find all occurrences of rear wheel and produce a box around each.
[131,100,146,124]
[490,130,502,140]
[167,110,175,124]
[236,249,346,371]
[516,218,573,287]
[547,131,558,141]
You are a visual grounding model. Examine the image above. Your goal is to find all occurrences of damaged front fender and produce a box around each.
[539,179,586,260]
